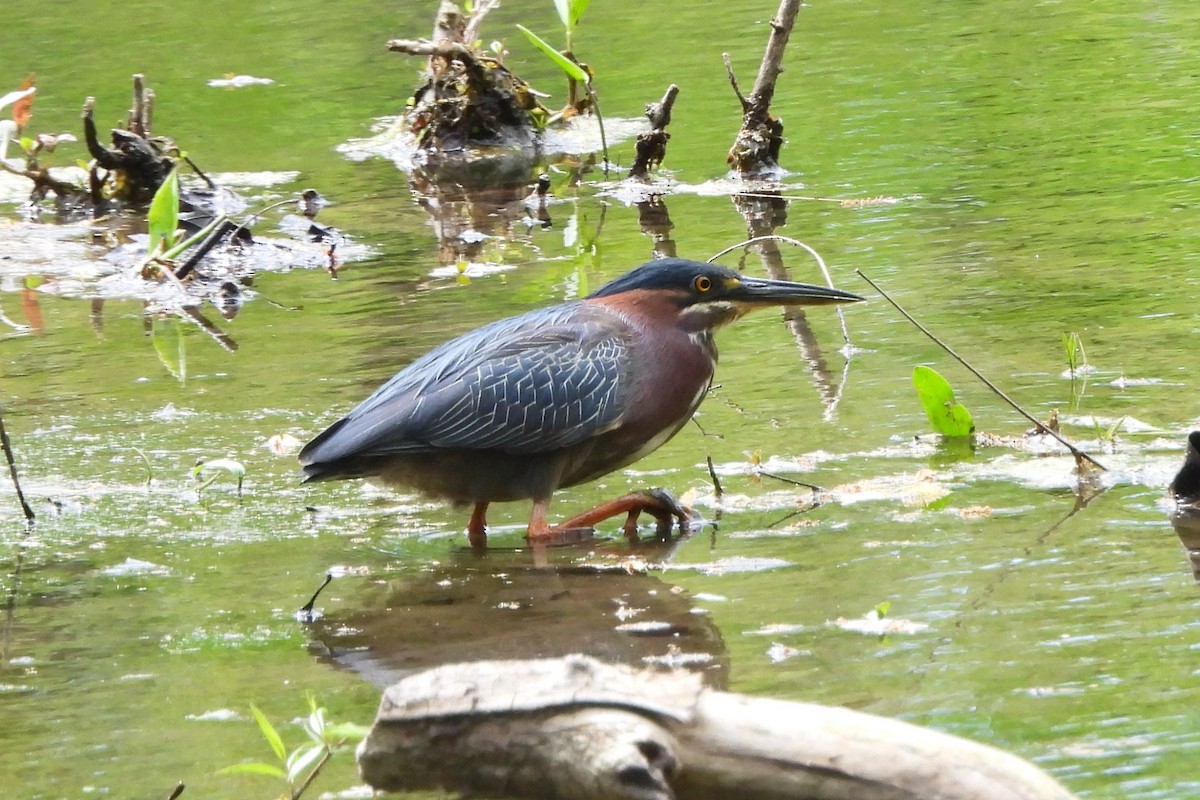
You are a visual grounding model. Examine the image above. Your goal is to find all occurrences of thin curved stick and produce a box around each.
[708,234,853,348]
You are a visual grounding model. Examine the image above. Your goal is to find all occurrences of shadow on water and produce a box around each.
[306,542,730,690]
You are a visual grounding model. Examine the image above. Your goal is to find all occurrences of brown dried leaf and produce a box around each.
[12,73,34,127]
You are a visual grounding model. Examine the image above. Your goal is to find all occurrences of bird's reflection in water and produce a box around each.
[307,543,729,690]
[1169,508,1200,583]
[1168,432,1200,582]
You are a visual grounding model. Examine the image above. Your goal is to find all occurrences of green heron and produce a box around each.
[300,258,863,545]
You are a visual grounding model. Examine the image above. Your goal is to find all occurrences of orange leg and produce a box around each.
[525,489,700,545]
[467,502,489,549]
[526,498,594,545]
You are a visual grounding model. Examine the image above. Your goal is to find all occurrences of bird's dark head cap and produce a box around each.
[588,258,863,329]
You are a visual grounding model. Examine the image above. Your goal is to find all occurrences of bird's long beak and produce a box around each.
[728,275,866,306]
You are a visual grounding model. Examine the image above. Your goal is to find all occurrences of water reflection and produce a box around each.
[308,546,729,689]
[636,197,677,260]
[1169,508,1200,583]
[730,193,850,421]
[407,155,565,271]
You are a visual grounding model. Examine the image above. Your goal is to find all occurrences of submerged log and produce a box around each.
[357,655,1078,800]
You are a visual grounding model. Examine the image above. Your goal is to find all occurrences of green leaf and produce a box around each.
[516,25,589,85]
[303,703,326,743]
[250,704,287,763]
[151,316,187,383]
[147,167,180,255]
[130,446,154,487]
[553,0,572,29]
[322,722,370,742]
[912,366,975,437]
[193,457,246,494]
[554,0,591,33]
[192,458,246,481]
[286,744,326,784]
[217,762,287,779]
[569,0,591,29]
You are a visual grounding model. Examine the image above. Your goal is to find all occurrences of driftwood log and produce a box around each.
[357,655,1077,800]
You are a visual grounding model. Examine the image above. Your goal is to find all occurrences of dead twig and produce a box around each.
[757,470,824,492]
[387,38,478,61]
[706,455,724,498]
[722,53,750,111]
[462,0,502,45]
[299,573,334,621]
[629,84,679,179]
[0,405,35,525]
[727,0,803,174]
[855,269,1106,473]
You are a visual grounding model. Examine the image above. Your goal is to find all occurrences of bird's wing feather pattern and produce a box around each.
[300,303,630,464]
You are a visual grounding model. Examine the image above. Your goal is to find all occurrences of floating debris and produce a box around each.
[100,557,171,577]
[766,642,811,663]
[207,75,275,88]
[828,608,929,637]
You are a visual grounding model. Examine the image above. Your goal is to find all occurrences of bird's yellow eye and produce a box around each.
[693,275,712,293]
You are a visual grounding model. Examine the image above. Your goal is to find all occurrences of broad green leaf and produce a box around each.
[151,316,186,383]
[286,744,326,783]
[147,168,180,255]
[912,366,974,437]
[516,25,589,85]
[250,704,287,763]
[217,762,286,778]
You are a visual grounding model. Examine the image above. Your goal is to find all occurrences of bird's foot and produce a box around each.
[549,489,701,544]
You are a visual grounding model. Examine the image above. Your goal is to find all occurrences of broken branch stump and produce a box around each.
[629,84,679,179]
[727,0,803,175]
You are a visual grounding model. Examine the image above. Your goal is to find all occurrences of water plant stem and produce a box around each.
[0,405,35,524]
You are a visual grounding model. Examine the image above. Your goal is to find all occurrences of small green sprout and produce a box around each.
[218,696,367,800]
[147,167,180,256]
[912,366,975,438]
[193,457,246,495]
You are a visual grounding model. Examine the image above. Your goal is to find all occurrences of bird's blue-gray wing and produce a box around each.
[300,304,630,466]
